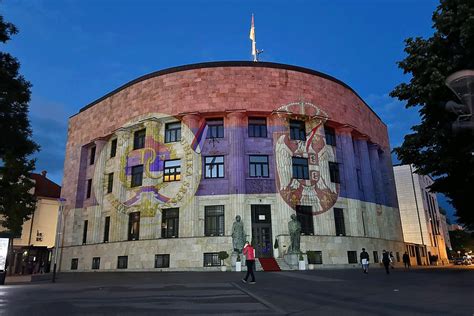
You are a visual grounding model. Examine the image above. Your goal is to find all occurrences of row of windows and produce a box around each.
[71,254,170,270]
[87,120,338,165]
[347,251,401,264]
[83,206,348,244]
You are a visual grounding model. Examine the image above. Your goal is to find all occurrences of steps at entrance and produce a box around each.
[258,258,281,272]
[275,258,297,271]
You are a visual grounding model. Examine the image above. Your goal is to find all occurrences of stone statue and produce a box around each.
[232,215,245,253]
[288,214,302,253]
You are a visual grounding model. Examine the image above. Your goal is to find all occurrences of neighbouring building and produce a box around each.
[11,171,61,274]
[439,213,452,251]
[60,61,405,272]
[393,164,449,265]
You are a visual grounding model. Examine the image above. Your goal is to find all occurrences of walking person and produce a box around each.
[242,241,256,284]
[382,250,390,274]
[389,252,395,269]
[403,252,410,268]
[360,248,370,274]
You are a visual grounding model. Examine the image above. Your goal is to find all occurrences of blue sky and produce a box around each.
[2,0,455,221]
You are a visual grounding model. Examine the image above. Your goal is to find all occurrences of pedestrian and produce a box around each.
[360,248,370,274]
[242,241,256,284]
[403,252,410,268]
[382,250,390,274]
[389,252,395,269]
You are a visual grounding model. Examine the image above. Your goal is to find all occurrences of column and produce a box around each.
[91,139,107,243]
[368,143,385,205]
[355,137,376,203]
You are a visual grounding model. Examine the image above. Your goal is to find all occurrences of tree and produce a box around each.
[390,0,474,228]
[0,14,39,238]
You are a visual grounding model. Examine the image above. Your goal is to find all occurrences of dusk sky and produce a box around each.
[3,0,455,220]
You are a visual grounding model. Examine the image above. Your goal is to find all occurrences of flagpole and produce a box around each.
[250,14,257,62]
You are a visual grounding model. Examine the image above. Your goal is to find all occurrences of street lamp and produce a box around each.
[52,198,66,283]
[445,70,474,133]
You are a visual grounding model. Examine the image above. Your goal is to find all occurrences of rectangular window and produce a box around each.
[82,220,88,244]
[131,165,143,187]
[248,117,267,138]
[249,155,269,178]
[307,251,323,264]
[128,211,140,241]
[107,173,114,193]
[347,251,358,264]
[205,205,225,236]
[110,139,117,158]
[71,258,78,270]
[290,120,306,141]
[86,179,92,199]
[329,162,341,183]
[133,129,146,150]
[373,251,379,263]
[296,205,314,235]
[164,159,181,182]
[92,257,100,270]
[162,208,179,238]
[90,146,96,165]
[165,122,181,143]
[324,126,336,146]
[206,118,224,139]
[103,216,110,243]
[334,208,346,236]
[205,156,224,178]
[292,157,309,179]
[203,253,221,267]
[117,256,128,269]
[155,254,170,268]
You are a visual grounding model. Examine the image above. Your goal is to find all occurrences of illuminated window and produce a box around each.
[164,159,181,182]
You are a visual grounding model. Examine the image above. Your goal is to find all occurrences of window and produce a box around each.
[92,257,100,270]
[86,179,92,199]
[133,129,146,150]
[155,254,170,268]
[205,205,225,236]
[373,251,379,263]
[103,216,110,243]
[110,139,117,158]
[396,252,400,262]
[162,208,179,238]
[249,155,269,177]
[292,157,309,179]
[203,253,221,266]
[117,256,128,269]
[307,251,323,264]
[324,126,336,146]
[82,220,88,244]
[107,173,114,193]
[329,162,340,183]
[165,122,181,143]
[296,205,314,235]
[71,258,78,270]
[164,159,181,182]
[334,208,346,236]
[248,117,267,138]
[347,251,358,264]
[290,120,306,141]
[128,211,140,241]
[131,165,143,187]
[205,156,224,178]
[206,118,224,139]
[90,146,96,165]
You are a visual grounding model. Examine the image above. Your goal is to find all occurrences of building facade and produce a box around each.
[393,164,449,265]
[60,62,405,272]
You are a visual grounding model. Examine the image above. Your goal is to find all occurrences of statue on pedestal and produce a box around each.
[232,215,245,253]
[288,214,302,253]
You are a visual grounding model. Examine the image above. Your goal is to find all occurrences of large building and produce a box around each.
[60,61,405,272]
[393,164,449,265]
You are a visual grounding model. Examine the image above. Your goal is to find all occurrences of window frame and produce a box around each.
[206,118,224,139]
[249,155,269,178]
[107,172,114,194]
[289,119,306,141]
[161,208,179,238]
[165,122,182,143]
[329,162,341,184]
[248,117,267,138]
[334,208,346,236]
[103,216,110,243]
[324,126,336,146]
[133,129,146,150]
[82,220,88,244]
[128,211,140,241]
[71,258,78,270]
[204,156,225,179]
[296,205,314,235]
[86,179,92,199]
[164,159,181,182]
[292,157,309,180]
[155,254,170,268]
[110,138,117,158]
[90,146,96,165]
[117,256,128,269]
[131,165,143,187]
[347,251,358,264]
[203,253,221,267]
[92,257,100,270]
[204,205,225,236]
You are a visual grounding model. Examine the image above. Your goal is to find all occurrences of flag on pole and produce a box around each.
[249,14,257,61]
[191,122,209,154]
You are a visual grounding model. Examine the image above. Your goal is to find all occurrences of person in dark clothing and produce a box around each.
[403,252,410,268]
[360,248,370,274]
[382,250,390,274]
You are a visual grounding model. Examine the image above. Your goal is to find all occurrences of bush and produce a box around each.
[306,251,317,264]
[218,251,229,261]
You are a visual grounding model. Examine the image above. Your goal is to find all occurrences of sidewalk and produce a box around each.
[5,274,31,285]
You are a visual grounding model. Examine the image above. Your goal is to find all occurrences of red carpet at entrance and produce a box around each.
[258,258,281,271]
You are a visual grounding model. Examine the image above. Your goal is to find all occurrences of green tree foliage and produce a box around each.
[0,14,39,237]
[449,230,474,253]
[390,0,474,228]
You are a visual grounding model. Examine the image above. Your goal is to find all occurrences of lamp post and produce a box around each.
[52,198,66,283]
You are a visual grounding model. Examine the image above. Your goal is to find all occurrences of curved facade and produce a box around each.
[60,61,404,271]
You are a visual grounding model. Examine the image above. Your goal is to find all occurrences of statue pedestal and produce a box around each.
[284,253,299,269]
[231,252,243,269]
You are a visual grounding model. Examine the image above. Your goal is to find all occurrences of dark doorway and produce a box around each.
[251,205,273,258]
[415,247,422,265]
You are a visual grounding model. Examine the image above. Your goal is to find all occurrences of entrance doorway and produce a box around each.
[251,205,273,258]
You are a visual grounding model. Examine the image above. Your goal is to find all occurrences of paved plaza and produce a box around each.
[1,266,473,315]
